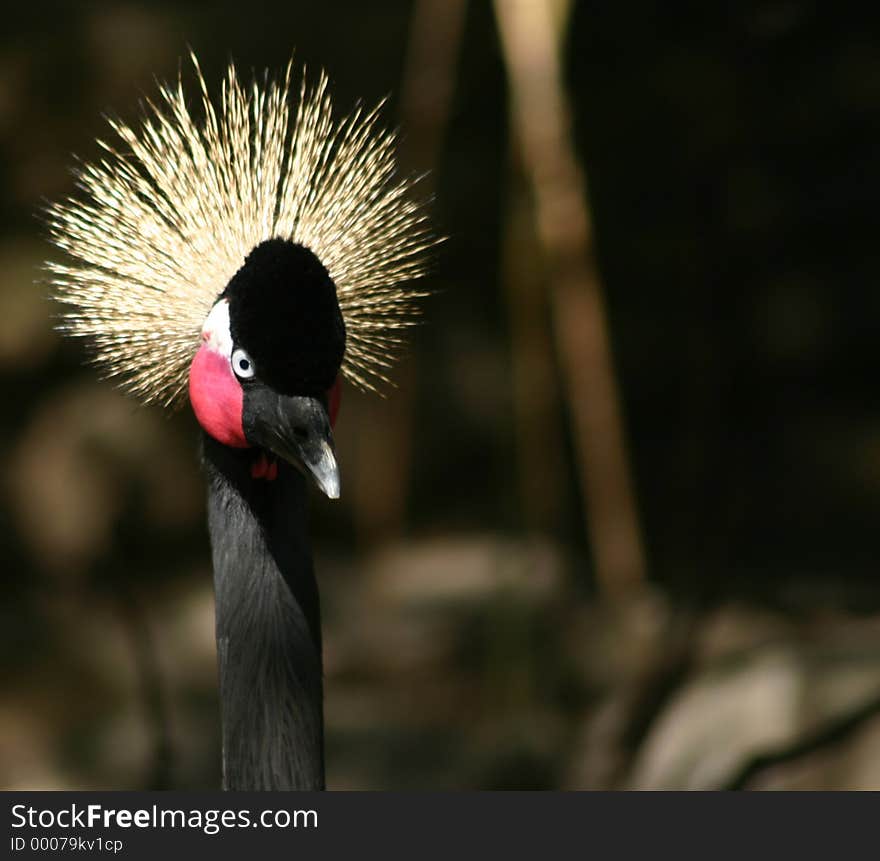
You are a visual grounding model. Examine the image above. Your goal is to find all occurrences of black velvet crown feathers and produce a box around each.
[223,239,346,397]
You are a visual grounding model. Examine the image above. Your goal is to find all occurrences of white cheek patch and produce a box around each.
[201,299,234,359]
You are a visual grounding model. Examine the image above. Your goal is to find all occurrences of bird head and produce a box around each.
[190,239,345,497]
[46,55,434,500]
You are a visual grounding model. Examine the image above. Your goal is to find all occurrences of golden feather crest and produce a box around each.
[46,54,434,407]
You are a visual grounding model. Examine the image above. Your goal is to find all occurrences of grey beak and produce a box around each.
[243,388,340,499]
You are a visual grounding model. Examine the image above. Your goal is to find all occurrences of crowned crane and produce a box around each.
[46,55,434,790]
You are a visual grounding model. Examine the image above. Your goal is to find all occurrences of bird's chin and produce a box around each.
[265,441,340,499]
[250,451,279,481]
[248,446,339,499]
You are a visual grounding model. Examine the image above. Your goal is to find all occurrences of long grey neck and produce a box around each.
[202,435,324,790]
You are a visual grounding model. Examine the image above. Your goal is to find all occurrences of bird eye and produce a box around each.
[231,348,255,380]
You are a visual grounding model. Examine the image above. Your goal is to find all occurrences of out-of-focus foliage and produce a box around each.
[4,1,880,789]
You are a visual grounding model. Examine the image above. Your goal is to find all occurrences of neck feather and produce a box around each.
[202,434,324,790]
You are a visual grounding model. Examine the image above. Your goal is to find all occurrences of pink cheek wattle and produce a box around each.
[189,344,249,448]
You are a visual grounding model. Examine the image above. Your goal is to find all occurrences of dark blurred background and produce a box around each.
[4,0,880,789]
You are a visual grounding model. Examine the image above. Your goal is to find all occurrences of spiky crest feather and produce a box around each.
[46,53,434,406]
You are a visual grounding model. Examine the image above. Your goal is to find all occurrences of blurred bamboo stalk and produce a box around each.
[503,171,567,533]
[399,0,468,173]
[494,0,647,597]
[351,0,466,546]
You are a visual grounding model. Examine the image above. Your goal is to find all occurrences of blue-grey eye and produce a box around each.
[231,348,255,380]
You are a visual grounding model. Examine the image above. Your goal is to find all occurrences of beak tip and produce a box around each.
[315,441,341,500]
